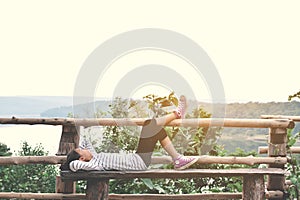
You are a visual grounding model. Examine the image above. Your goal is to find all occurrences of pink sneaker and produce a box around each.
[173,155,198,170]
[174,95,187,119]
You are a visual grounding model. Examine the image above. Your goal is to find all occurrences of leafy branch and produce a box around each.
[288,90,300,101]
[286,130,300,200]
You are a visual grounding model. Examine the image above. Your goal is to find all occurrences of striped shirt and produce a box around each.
[69,139,147,172]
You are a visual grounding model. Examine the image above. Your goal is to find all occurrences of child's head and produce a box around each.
[75,148,93,161]
[60,148,93,170]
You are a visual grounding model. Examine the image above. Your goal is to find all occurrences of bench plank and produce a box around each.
[108,193,243,200]
[61,168,285,180]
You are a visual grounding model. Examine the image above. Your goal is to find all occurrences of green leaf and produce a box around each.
[154,184,166,194]
[290,177,298,184]
[141,178,154,189]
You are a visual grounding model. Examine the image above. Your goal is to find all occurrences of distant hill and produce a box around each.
[201,101,300,136]
[224,101,300,118]
[0,96,72,117]
[41,100,111,117]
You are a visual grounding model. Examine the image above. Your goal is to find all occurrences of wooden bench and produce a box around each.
[60,168,286,200]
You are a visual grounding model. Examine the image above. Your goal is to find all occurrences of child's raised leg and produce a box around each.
[136,95,197,170]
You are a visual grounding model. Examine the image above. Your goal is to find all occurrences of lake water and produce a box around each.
[0,125,62,155]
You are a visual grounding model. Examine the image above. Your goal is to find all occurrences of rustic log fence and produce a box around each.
[260,115,300,155]
[0,117,296,200]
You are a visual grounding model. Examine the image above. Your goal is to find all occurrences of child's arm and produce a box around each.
[79,139,97,155]
[69,160,104,172]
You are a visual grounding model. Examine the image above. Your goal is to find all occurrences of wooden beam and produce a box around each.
[2,192,286,200]
[261,115,300,122]
[0,155,288,166]
[0,192,243,200]
[0,156,66,165]
[265,190,284,199]
[259,146,300,154]
[0,117,73,126]
[152,155,288,165]
[61,168,285,181]
[0,117,295,128]
[108,193,243,200]
[0,192,85,199]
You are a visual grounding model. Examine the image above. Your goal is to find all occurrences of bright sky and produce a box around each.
[0,0,299,103]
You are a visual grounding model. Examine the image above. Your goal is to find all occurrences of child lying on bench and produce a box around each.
[60,95,198,171]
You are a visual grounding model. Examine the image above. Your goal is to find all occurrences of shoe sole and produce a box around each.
[175,157,198,170]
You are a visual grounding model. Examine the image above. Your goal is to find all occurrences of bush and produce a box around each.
[286,130,300,199]
[0,142,58,196]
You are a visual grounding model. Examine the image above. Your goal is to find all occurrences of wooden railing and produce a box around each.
[260,115,300,154]
[0,117,296,200]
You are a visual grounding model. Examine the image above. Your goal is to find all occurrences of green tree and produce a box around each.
[143,92,178,117]
[0,143,12,194]
[0,143,12,156]
[0,142,58,199]
[287,91,300,199]
[97,97,141,153]
[288,90,300,101]
[286,130,300,200]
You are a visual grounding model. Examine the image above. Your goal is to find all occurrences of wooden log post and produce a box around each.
[56,176,76,194]
[56,125,80,156]
[87,179,109,200]
[243,175,265,200]
[267,128,287,199]
[56,125,80,195]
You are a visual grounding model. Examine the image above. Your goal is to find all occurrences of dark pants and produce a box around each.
[136,118,168,166]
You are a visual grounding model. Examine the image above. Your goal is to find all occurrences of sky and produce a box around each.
[0,0,300,103]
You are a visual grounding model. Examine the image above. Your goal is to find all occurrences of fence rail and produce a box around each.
[0,155,289,166]
[0,116,298,200]
[259,146,300,154]
[0,117,295,128]
[261,115,300,122]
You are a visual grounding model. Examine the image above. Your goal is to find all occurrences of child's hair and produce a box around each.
[60,150,80,171]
